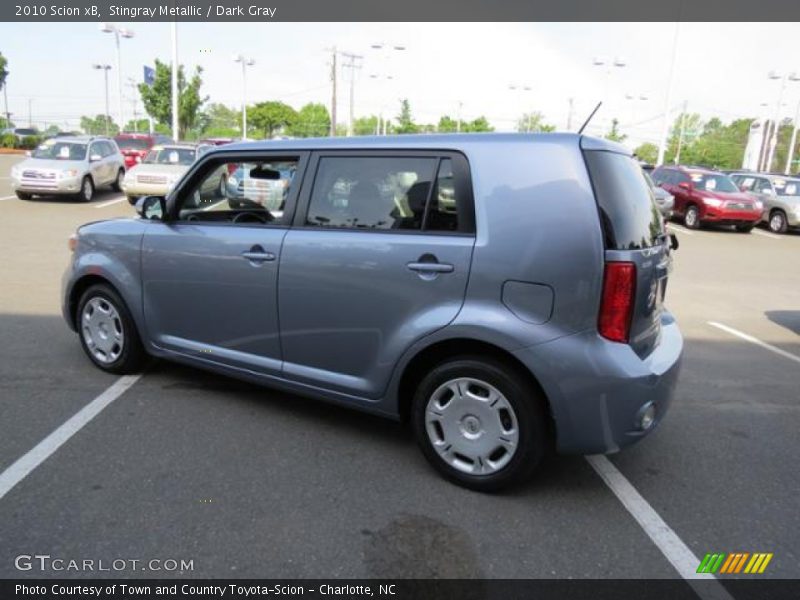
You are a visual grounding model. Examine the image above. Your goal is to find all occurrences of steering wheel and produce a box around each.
[232,211,270,224]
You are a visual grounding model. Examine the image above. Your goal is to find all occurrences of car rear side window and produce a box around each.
[585,151,662,250]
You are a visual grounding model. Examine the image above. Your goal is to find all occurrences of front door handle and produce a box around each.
[241,245,275,263]
[406,262,454,274]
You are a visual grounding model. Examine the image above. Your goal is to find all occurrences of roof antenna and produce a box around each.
[577,101,602,134]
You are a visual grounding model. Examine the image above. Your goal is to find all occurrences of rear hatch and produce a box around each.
[583,144,671,359]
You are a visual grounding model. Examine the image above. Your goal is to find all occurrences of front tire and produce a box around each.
[112,168,125,192]
[412,357,547,492]
[684,205,701,229]
[768,210,788,234]
[127,195,139,206]
[735,223,754,233]
[15,191,32,200]
[76,284,146,374]
[77,176,94,202]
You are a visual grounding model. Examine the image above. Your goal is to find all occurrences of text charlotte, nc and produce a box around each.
[109,5,278,18]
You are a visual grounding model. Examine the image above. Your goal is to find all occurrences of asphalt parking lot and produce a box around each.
[0,152,798,583]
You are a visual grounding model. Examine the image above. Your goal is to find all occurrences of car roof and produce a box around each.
[152,142,200,149]
[663,165,720,176]
[213,132,628,156]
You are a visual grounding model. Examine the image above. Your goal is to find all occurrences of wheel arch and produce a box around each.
[396,337,556,444]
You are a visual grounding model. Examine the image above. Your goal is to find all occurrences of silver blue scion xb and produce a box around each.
[62,133,683,491]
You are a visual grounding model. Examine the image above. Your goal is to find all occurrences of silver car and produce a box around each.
[11,136,125,202]
[122,143,215,205]
[62,134,683,491]
[730,172,800,234]
[643,170,674,219]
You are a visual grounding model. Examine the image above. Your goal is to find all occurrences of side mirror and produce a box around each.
[135,196,166,220]
[89,154,102,162]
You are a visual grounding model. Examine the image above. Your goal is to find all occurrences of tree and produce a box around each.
[463,116,494,133]
[633,142,658,164]
[394,99,419,134]
[287,103,330,138]
[248,101,297,139]
[605,118,627,143]
[437,115,459,133]
[353,115,379,136]
[123,118,151,133]
[80,114,119,136]
[0,52,9,128]
[516,112,555,133]
[138,59,208,139]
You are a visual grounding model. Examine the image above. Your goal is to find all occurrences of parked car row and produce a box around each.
[10,132,237,203]
[649,165,800,234]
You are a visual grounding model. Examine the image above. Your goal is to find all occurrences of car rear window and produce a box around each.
[116,138,151,151]
[584,150,662,250]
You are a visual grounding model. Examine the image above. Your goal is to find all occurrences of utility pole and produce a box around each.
[3,82,9,128]
[171,22,179,141]
[329,47,337,137]
[657,23,681,166]
[566,97,574,131]
[340,52,362,137]
[674,100,688,165]
[28,98,32,127]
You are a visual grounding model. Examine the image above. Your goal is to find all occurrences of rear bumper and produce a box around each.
[513,311,683,455]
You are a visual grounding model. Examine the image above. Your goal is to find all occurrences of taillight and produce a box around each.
[598,262,636,343]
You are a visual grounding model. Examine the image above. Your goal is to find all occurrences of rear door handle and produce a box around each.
[406,262,454,274]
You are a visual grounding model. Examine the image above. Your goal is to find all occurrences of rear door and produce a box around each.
[584,148,670,358]
[277,151,475,398]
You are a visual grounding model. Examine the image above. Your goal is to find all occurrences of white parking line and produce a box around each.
[0,194,18,201]
[94,196,127,208]
[708,321,800,365]
[667,223,694,236]
[587,456,734,599]
[751,229,782,240]
[0,375,141,501]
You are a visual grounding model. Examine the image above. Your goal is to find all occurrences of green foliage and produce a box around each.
[138,59,208,139]
[353,115,379,136]
[202,103,239,134]
[0,117,14,129]
[394,99,418,134]
[247,101,297,139]
[516,112,555,133]
[437,115,459,133]
[605,118,627,143]
[463,116,494,133]
[1,133,16,148]
[80,114,119,136]
[17,135,42,149]
[664,113,753,169]
[634,142,659,164]
[123,118,151,133]
[287,103,331,138]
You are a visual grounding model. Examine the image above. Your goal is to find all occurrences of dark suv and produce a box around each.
[652,166,763,232]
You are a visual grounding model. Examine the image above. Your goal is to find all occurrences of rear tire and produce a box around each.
[15,191,32,200]
[411,356,547,492]
[683,205,701,229]
[768,210,788,234]
[127,195,138,205]
[76,284,146,374]
[735,223,754,233]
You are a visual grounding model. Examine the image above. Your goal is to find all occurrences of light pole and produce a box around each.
[233,54,255,140]
[100,23,134,133]
[623,93,648,142]
[657,23,681,166]
[508,84,533,132]
[763,71,799,172]
[592,56,627,137]
[93,64,112,135]
[369,43,406,135]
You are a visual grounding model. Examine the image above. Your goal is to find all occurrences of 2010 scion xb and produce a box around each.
[62,134,683,491]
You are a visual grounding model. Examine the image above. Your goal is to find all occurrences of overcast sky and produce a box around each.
[2,22,800,145]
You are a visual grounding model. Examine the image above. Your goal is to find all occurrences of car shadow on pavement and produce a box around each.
[18,190,122,204]
[765,310,800,335]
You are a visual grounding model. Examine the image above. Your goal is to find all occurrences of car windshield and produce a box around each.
[143,147,196,165]
[688,173,739,193]
[15,128,37,136]
[772,179,800,197]
[116,138,151,151]
[31,141,87,161]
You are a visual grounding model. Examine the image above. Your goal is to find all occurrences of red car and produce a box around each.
[114,133,172,169]
[652,166,764,232]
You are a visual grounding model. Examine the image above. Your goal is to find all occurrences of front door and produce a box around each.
[141,152,307,375]
[278,152,476,398]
